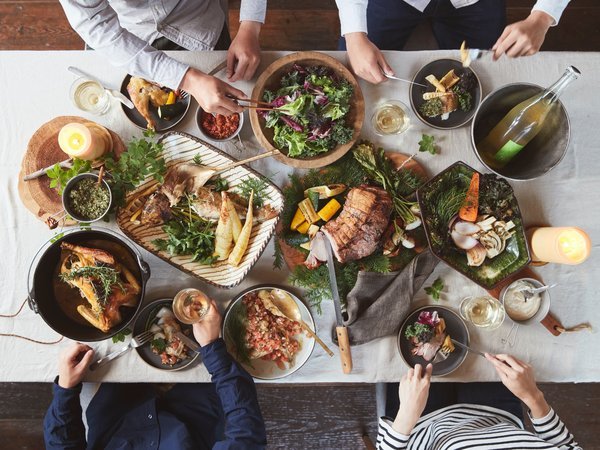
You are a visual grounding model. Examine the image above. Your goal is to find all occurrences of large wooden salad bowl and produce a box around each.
[250,51,365,169]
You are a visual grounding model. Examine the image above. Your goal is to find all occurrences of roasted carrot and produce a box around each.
[459,172,479,222]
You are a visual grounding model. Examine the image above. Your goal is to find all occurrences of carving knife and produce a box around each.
[324,236,353,374]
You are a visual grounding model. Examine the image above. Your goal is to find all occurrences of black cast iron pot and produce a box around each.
[27,227,150,342]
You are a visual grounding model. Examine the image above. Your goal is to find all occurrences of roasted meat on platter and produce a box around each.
[322,185,393,263]
[127,77,169,130]
[59,242,140,332]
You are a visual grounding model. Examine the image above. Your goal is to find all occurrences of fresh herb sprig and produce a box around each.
[405,322,432,340]
[112,328,131,343]
[60,265,124,306]
[236,177,270,207]
[153,216,217,264]
[46,159,92,195]
[424,277,444,301]
[418,134,437,155]
[103,130,166,207]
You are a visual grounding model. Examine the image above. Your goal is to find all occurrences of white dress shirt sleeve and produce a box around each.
[335,0,369,36]
[239,0,267,23]
[532,0,571,26]
[59,0,190,90]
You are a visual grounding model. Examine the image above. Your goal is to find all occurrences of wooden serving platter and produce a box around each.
[116,132,284,289]
[18,116,125,226]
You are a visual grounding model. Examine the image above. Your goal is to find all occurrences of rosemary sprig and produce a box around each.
[60,266,124,306]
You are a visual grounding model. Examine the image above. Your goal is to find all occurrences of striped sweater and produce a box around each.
[377,404,581,450]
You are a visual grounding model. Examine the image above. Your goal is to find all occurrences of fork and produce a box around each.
[89,330,153,371]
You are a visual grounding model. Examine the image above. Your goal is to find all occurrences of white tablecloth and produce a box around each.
[1,50,599,383]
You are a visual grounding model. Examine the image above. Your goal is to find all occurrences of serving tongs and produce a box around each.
[230,96,277,111]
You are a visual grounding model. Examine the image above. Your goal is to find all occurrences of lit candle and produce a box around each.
[58,122,108,161]
[529,227,591,265]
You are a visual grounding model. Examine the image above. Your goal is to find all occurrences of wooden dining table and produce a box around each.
[0,50,598,383]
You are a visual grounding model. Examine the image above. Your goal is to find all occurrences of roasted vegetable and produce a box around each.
[298,198,320,224]
[317,198,341,222]
[304,184,346,199]
[290,207,306,231]
[214,192,234,260]
[459,172,480,222]
[227,199,242,243]
[308,224,320,239]
[228,191,254,266]
[158,103,185,120]
[296,221,310,234]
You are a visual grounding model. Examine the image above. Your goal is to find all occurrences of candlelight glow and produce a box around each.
[558,229,591,263]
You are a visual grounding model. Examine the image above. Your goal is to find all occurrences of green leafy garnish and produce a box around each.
[153,216,216,264]
[224,303,252,366]
[210,175,229,192]
[60,266,125,306]
[192,153,203,165]
[424,277,444,301]
[418,134,437,155]
[405,322,432,339]
[151,338,167,353]
[112,328,131,343]
[46,159,92,195]
[236,177,270,207]
[103,130,166,207]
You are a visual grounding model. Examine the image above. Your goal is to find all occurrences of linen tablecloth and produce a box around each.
[0,50,598,383]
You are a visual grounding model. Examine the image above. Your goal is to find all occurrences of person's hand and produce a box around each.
[193,300,222,347]
[180,68,245,115]
[345,32,393,84]
[58,343,94,389]
[486,353,550,418]
[392,363,433,435]
[227,21,262,82]
[492,10,554,60]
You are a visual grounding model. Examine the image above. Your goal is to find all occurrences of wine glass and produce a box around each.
[172,288,211,325]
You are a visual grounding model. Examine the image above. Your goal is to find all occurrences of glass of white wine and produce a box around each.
[70,78,111,115]
[371,100,410,136]
[459,295,505,330]
[172,288,211,325]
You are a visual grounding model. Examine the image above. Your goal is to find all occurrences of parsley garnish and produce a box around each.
[405,322,432,339]
[424,277,444,301]
[46,159,92,195]
[210,175,229,192]
[151,338,167,353]
[418,134,437,155]
[112,328,131,343]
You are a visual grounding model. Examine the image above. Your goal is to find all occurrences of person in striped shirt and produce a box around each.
[378,353,581,449]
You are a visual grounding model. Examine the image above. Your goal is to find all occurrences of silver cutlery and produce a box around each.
[451,338,486,358]
[501,322,519,348]
[89,330,153,371]
[68,66,135,109]
[174,331,201,353]
[382,71,428,88]
[517,283,557,301]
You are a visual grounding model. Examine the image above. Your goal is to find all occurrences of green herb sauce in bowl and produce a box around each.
[63,173,112,222]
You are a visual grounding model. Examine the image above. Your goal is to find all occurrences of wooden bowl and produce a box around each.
[249,52,364,169]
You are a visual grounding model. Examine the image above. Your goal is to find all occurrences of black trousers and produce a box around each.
[152,21,232,51]
[385,382,525,423]
[340,0,506,50]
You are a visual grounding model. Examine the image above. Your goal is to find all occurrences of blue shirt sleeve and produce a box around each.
[199,338,267,450]
[43,377,87,450]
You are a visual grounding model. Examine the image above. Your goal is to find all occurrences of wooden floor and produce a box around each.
[1,1,599,449]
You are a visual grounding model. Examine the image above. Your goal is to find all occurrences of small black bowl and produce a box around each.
[410,59,481,130]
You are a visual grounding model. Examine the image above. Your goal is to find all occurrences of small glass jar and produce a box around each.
[371,100,410,136]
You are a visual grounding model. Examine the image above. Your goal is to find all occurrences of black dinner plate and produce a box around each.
[133,298,200,371]
[120,74,191,132]
[398,306,469,377]
[410,59,481,130]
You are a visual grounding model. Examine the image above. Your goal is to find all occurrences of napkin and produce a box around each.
[342,250,439,345]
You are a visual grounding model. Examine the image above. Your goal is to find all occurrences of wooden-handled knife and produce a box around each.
[324,236,353,374]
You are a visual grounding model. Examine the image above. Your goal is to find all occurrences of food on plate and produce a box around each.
[241,290,304,368]
[200,110,240,140]
[58,122,112,160]
[419,68,476,120]
[58,242,140,332]
[149,306,192,366]
[405,310,455,362]
[127,76,184,130]
[260,64,355,158]
[503,279,542,321]
[65,176,110,221]
[322,185,392,263]
[126,161,277,267]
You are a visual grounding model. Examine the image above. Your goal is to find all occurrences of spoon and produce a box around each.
[258,289,334,357]
[517,283,557,297]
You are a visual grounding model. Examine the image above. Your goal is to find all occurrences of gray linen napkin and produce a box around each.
[342,250,439,345]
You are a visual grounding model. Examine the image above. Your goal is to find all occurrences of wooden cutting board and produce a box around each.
[18,116,125,226]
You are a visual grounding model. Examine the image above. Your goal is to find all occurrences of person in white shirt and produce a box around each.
[378,353,581,450]
[60,0,267,115]
[336,0,571,84]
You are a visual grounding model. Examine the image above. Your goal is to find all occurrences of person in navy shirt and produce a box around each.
[43,300,267,450]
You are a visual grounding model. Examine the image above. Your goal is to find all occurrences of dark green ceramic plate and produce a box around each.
[416,161,531,289]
